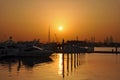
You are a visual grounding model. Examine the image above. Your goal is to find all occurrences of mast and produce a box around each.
[48,26,50,43]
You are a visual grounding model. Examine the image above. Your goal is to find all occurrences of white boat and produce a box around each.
[19,46,53,57]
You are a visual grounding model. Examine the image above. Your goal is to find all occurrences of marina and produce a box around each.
[0,38,120,58]
[0,53,120,80]
[1,39,120,80]
[0,0,120,80]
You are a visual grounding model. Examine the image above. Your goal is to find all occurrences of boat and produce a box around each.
[0,45,19,58]
[19,46,53,57]
[0,36,20,58]
[0,36,53,58]
[0,45,53,58]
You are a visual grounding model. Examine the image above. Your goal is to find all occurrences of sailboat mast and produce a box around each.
[48,26,50,43]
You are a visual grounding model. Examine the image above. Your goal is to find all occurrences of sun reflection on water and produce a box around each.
[58,53,63,75]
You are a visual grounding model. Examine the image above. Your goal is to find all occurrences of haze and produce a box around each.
[0,0,120,42]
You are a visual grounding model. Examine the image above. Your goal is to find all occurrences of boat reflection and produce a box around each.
[0,56,53,72]
[21,57,52,68]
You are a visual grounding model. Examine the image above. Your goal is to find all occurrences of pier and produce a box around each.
[55,40,120,54]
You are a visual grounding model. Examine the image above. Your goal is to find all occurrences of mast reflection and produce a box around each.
[61,53,86,78]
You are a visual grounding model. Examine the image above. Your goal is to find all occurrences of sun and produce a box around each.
[58,26,63,31]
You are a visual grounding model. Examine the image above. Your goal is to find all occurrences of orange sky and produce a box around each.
[0,0,120,42]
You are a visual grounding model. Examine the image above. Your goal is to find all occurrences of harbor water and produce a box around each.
[0,47,120,80]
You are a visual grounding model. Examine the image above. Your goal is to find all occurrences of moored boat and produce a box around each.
[19,46,53,57]
[0,45,19,58]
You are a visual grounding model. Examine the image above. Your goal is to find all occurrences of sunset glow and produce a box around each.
[0,0,120,42]
[58,26,63,31]
[0,0,120,79]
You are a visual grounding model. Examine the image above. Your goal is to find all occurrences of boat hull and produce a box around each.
[19,51,53,57]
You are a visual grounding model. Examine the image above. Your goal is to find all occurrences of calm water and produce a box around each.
[94,47,120,51]
[0,48,120,80]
